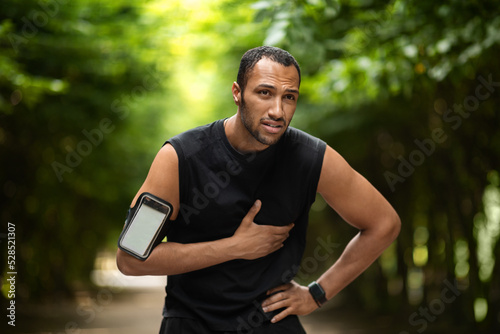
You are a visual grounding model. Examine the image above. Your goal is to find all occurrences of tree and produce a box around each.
[0,0,268,306]
[253,0,500,331]
[0,0,169,301]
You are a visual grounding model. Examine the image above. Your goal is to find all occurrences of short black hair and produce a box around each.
[236,46,301,93]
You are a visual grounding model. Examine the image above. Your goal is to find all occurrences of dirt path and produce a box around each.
[15,286,378,334]
[12,267,394,334]
[11,257,472,334]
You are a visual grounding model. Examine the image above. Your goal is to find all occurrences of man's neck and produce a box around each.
[224,114,269,154]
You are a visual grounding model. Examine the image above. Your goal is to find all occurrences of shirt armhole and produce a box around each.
[164,138,189,210]
[308,139,327,205]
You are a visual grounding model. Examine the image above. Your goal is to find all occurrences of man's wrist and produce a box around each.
[308,281,328,307]
[221,236,241,261]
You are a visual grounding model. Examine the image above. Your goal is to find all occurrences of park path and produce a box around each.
[14,266,383,334]
[16,286,376,334]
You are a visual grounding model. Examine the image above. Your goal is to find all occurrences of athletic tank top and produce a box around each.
[163,119,326,331]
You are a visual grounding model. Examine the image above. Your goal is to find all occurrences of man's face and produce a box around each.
[237,58,300,147]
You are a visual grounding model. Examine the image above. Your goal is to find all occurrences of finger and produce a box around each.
[271,223,295,235]
[243,200,261,223]
[268,232,288,245]
[270,307,292,323]
[262,290,285,307]
[262,297,289,313]
[267,283,291,295]
[266,241,285,254]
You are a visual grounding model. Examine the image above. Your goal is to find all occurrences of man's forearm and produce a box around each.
[117,237,239,276]
[317,218,400,301]
[116,203,294,276]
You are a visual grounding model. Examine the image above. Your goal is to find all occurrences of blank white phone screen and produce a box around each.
[121,204,166,256]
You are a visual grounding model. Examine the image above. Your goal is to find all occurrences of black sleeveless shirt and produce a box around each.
[163,119,326,331]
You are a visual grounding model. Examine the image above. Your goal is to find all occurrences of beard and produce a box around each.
[240,95,288,147]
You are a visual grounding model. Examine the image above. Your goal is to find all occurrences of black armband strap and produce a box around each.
[117,192,173,261]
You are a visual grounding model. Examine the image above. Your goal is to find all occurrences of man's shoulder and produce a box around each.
[165,120,222,157]
[283,126,326,153]
[170,120,221,141]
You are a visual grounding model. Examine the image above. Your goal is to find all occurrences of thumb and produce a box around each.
[243,200,261,224]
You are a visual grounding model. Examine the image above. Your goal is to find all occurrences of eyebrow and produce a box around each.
[256,84,299,95]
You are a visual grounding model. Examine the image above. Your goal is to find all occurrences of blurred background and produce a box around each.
[1,0,499,333]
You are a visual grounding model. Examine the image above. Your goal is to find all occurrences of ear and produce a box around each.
[232,82,241,106]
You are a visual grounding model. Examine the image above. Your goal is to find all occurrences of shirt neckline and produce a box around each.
[217,118,278,164]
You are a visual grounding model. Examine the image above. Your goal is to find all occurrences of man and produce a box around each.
[116,46,401,333]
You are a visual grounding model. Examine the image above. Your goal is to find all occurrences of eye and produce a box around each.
[285,94,296,101]
[259,90,270,96]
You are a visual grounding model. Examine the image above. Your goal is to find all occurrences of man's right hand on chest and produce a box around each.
[230,200,294,260]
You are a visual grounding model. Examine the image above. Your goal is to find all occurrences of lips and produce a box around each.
[261,120,284,134]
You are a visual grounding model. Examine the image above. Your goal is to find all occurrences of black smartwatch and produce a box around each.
[308,281,327,307]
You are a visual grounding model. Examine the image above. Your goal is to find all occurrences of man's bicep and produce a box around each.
[317,145,394,230]
[131,143,180,220]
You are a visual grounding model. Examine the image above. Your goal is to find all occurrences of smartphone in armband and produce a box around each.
[118,192,173,261]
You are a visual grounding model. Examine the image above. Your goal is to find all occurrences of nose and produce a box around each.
[268,97,284,120]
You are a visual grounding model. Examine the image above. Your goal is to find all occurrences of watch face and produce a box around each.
[308,281,327,306]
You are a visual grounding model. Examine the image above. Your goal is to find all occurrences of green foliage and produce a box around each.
[0,0,170,300]
[254,0,500,330]
[0,0,266,303]
[1,0,499,331]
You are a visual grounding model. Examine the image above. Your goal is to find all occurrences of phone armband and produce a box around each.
[118,192,173,261]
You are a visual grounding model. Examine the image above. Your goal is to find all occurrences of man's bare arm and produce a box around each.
[315,145,401,299]
[262,145,401,322]
[116,144,293,276]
